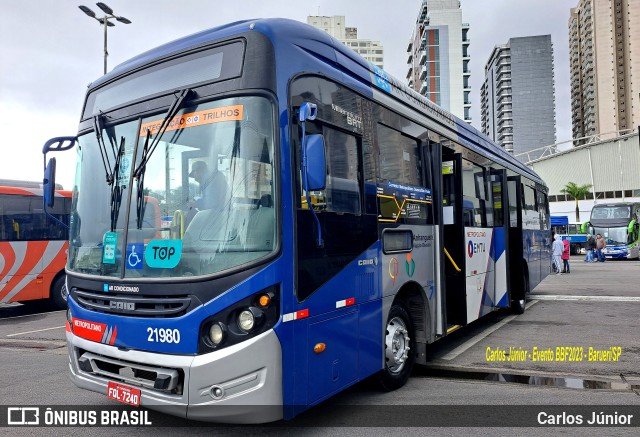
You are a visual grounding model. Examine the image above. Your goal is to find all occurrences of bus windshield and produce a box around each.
[592,227,628,245]
[591,205,630,220]
[68,96,276,279]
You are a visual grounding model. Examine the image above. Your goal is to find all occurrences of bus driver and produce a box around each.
[188,160,229,210]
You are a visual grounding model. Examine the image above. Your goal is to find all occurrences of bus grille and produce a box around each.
[72,289,192,318]
[76,349,183,394]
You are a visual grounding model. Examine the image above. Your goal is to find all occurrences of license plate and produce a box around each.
[107,381,141,407]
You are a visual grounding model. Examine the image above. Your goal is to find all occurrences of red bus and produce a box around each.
[0,181,71,309]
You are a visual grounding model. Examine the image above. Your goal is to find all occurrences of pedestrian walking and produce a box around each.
[562,238,571,273]
[552,234,564,274]
[585,234,596,262]
[596,233,607,262]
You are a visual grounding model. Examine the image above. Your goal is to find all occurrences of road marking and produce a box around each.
[440,300,539,361]
[6,326,66,337]
[530,294,640,302]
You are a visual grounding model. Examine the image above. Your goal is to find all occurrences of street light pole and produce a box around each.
[78,3,131,75]
[103,14,108,74]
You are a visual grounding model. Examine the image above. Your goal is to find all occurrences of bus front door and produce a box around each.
[506,175,526,303]
[441,152,466,326]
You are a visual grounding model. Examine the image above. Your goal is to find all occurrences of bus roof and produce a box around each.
[593,202,639,207]
[0,179,64,190]
[91,18,545,187]
[0,185,71,197]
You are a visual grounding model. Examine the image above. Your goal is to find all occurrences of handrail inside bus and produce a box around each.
[443,247,462,272]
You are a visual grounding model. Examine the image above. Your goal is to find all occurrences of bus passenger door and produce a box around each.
[490,169,510,308]
[506,175,525,302]
[441,153,466,326]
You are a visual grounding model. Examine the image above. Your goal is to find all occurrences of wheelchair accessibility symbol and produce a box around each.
[126,243,143,270]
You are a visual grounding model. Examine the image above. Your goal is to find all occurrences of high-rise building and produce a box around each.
[406,0,471,122]
[307,15,384,68]
[569,0,640,143]
[480,36,556,157]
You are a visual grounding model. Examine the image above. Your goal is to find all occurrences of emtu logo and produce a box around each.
[468,240,486,258]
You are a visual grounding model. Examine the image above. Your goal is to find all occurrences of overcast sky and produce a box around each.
[0,0,576,188]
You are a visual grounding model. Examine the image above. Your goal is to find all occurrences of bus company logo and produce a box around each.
[72,318,117,345]
[467,231,486,238]
[103,284,140,293]
[468,240,487,258]
[405,253,415,277]
[388,258,399,286]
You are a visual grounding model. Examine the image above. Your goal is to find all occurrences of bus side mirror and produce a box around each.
[627,219,636,234]
[580,222,590,233]
[43,157,57,208]
[42,136,77,154]
[303,134,326,191]
[298,102,324,248]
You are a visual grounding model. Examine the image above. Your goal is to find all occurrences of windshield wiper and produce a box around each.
[93,114,116,184]
[135,130,151,229]
[92,113,127,232]
[132,88,191,230]
[133,88,191,179]
[110,137,126,232]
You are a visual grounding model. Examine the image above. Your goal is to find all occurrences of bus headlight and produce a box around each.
[238,310,255,332]
[237,307,264,333]
[198,285,280,354]
[209,323,226,345]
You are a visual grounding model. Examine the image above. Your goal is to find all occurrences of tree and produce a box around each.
[561,182,593,223]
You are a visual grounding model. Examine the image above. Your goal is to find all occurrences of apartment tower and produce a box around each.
[569,0,640,143]
[307,15,384,68]
[480,36,557,157]
[406,0,471,122]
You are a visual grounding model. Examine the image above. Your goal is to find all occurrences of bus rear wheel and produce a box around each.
[377,304,415,391]
[50,275,68,310]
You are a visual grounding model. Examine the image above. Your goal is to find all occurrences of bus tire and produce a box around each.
[511,273,528,315]
[377,304,416,391]
[50,275,68,310]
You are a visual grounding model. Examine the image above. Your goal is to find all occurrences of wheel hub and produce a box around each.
[385,316,410,374]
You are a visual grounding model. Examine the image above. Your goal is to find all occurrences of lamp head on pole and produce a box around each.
[96,2,114,15]
[78,2,131,74]
[97,19,116,27]
[78,5,96,18]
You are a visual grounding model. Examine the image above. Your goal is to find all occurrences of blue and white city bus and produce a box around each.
[42,19,550,423]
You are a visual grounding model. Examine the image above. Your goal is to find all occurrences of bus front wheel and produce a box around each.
[50,275,68,310]
[377,304,416,391]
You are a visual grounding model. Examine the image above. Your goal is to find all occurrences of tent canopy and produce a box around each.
[550,215,569,226]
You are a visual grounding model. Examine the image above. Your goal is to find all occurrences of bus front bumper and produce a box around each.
[67,329,283,424]
[604,250,629,259]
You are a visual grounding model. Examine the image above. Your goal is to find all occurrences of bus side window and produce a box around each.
[507,179,518,228]
[2,195,31,241]
[318,127,361,215]
[462,159,486,227]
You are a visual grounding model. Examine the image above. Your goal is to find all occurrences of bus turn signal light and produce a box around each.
[258,294,271,307]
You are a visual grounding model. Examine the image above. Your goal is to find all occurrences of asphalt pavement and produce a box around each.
[0,256,639,435]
